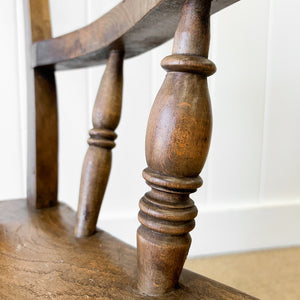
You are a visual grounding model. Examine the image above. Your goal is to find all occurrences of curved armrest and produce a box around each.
[32,0,239,70]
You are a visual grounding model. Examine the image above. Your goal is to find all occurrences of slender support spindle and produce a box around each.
[137,0,216,295]
[75,50,124,237]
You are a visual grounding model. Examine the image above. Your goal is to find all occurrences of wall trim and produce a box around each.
[99,202,300,257]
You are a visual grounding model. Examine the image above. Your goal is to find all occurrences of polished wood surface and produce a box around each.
[0,199,257,299]
[75,50,124,237]
[1,0,259,298]
[32,0,239,70]
[137,0,215,295]
[27,0,58,208]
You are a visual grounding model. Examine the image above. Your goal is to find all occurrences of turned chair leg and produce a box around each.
[75,50,124,237]
[137,0,216,295]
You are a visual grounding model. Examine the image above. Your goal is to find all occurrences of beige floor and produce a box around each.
[185,247,300,300]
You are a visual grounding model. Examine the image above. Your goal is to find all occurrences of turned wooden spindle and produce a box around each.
[137,0,216,295]
[75,50,124,238]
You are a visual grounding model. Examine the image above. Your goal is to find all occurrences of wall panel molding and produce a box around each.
[99,201,300,257]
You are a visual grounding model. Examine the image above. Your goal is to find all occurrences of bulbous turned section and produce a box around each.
[145,70,213,178]
[137,0,215,296]
[75,50,123,238]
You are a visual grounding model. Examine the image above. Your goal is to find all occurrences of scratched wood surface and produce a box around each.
[0,199,257,299]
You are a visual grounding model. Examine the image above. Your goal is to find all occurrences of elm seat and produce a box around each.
[0,199,255,299]
[0,0,258,299]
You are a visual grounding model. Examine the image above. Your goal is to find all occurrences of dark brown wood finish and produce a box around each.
[27,0,58,208]
[0,0,260,298]
[75,50,124,238]
[137,0,215,295]
[32,0,239,70]
[0,199,258,300]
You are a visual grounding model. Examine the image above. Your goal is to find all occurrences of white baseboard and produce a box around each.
[98,202,300,257]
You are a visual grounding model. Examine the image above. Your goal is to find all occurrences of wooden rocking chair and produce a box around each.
[0,0,259,299]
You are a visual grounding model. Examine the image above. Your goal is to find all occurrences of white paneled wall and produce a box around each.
[0,1,25,199]
[1,0,300,257]
[260,0,300,202]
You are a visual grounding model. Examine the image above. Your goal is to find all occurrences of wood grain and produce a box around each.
[11,1,259,299]
[137,0,216,295]
[27,0,58,208]
[0,199,257,299]
[75,51,124,237]
[32,0,240,70]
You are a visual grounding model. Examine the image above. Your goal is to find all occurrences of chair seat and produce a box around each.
[0,199,256,299]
